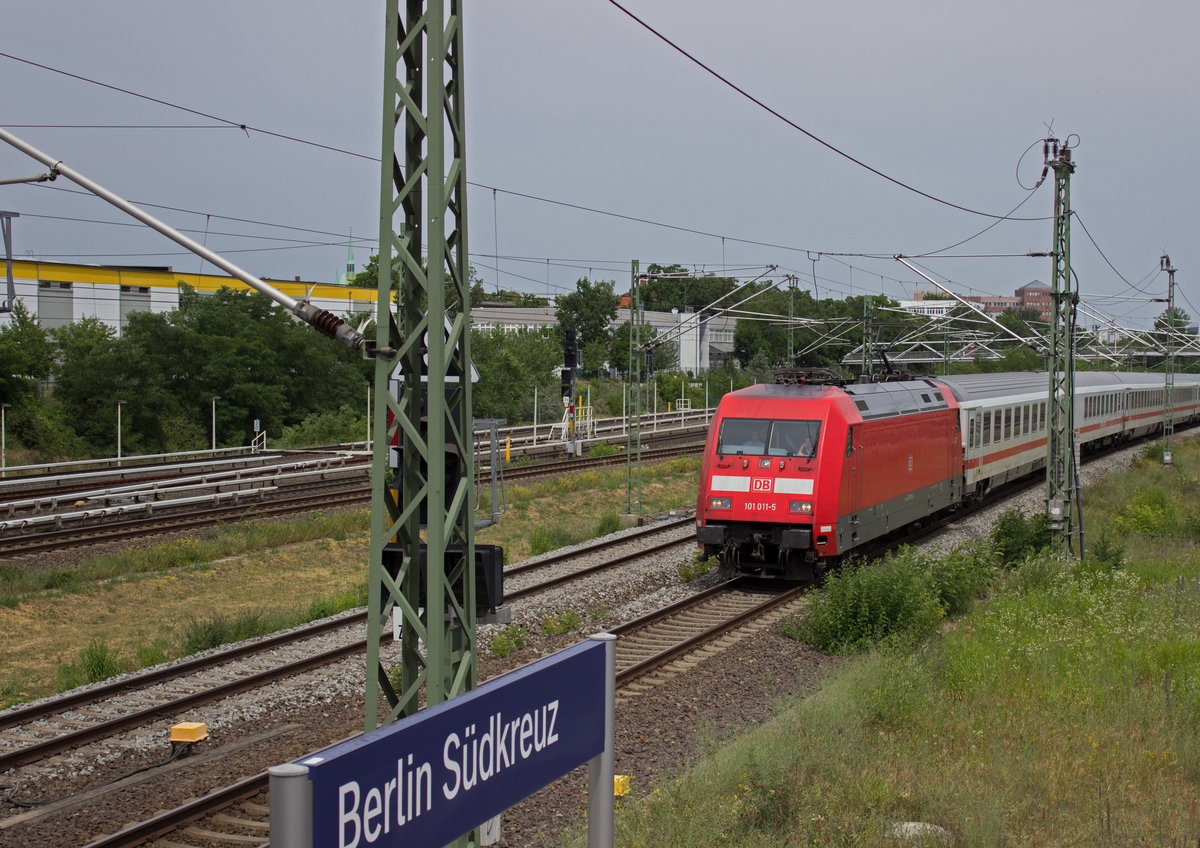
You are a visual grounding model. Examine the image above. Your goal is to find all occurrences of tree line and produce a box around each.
[0,286,372,461]
[2,268,1188,464]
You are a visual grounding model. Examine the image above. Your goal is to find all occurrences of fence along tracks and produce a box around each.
[0,444,703,558]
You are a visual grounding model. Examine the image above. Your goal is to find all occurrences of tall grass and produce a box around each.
[182,583,368,653]
[48,583,369,694]
[0,510,370,605]
[599,439,1200,846]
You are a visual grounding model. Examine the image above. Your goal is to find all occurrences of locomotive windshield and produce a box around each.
[717,418,821,457]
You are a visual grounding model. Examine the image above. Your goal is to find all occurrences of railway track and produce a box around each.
[0,518,694,779]
[67,577,800,848]
[0,482,370,558]
[496,443,701,482]
[0,446,701,558]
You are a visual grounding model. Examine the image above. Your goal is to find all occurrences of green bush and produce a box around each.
[588,440,620,457]
[182,610,286,653]
[927,540,996,616]
[785,550,945,653]
[1113,486,1179,536]
[1084,530,1125,571]
[990,507,1051,566]
[527,526,580,556]
[1012,550,1064,594]
[274,403,367,448]
[306,584,369,620]
[135,640,170,668]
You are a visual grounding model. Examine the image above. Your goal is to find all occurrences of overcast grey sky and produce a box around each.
[2,0,1196,329]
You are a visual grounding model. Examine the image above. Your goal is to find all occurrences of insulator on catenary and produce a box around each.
[308,308,345,338]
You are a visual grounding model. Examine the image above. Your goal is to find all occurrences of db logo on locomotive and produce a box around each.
[751,478,773,492]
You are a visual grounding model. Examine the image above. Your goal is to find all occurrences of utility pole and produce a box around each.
[861,299,874,380]
[1162,254,1177,466]
[787,275,795,364]
[366,0,477,747]
[1045,138,1078,554]
[624,262,644,515]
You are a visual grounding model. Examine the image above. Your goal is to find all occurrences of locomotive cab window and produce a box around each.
[717,418,821,457]
[717,418,768,455]
[769,420,821,457]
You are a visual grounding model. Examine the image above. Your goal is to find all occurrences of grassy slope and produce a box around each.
[605,442,1200,847]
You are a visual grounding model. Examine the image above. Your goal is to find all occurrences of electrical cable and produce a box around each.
[4,51,1169,318]
[3,124,240,130]
[36,240,344,260]
[1073,211,1154,293]
[18,211,344,246]
[603,0,1048,222]
[0,51,377,163]
[28,183,369,242]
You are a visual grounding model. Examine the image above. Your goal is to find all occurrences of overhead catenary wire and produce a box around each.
[0,53,1175,322]
[602,0,1050,223]
[1,51,1052,285]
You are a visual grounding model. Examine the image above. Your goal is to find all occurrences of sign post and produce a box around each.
[270,635,617,848]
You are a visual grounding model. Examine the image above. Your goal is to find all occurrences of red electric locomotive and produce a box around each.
[696,378,962,579]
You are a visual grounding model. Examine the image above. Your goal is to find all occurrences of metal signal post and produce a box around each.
[1045,139,1078,553]
[625,261,645,515]
[366,0,477,750]
[1162,254,1177,465]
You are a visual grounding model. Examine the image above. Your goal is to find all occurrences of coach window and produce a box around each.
[981,412,992,445]
[1040,402,1046,430]
[1003,408,1011,440]
[1023,405,1031,433]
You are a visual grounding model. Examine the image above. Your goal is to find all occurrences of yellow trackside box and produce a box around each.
[170,722,209,743]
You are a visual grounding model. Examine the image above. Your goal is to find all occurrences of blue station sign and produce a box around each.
[298,640,607,848]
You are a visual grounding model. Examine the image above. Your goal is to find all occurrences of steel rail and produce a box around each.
[0,518,694,732]
[0,486,368,556]
[503,516,693,580]
[76,579,801,848]
[614,582,805,685]
[79,773,269,848]
[0,515,694,773]
[0,637,373,773]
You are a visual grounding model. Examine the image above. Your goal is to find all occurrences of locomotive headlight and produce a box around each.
[789,500,813,514]
[708,497,732,510]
